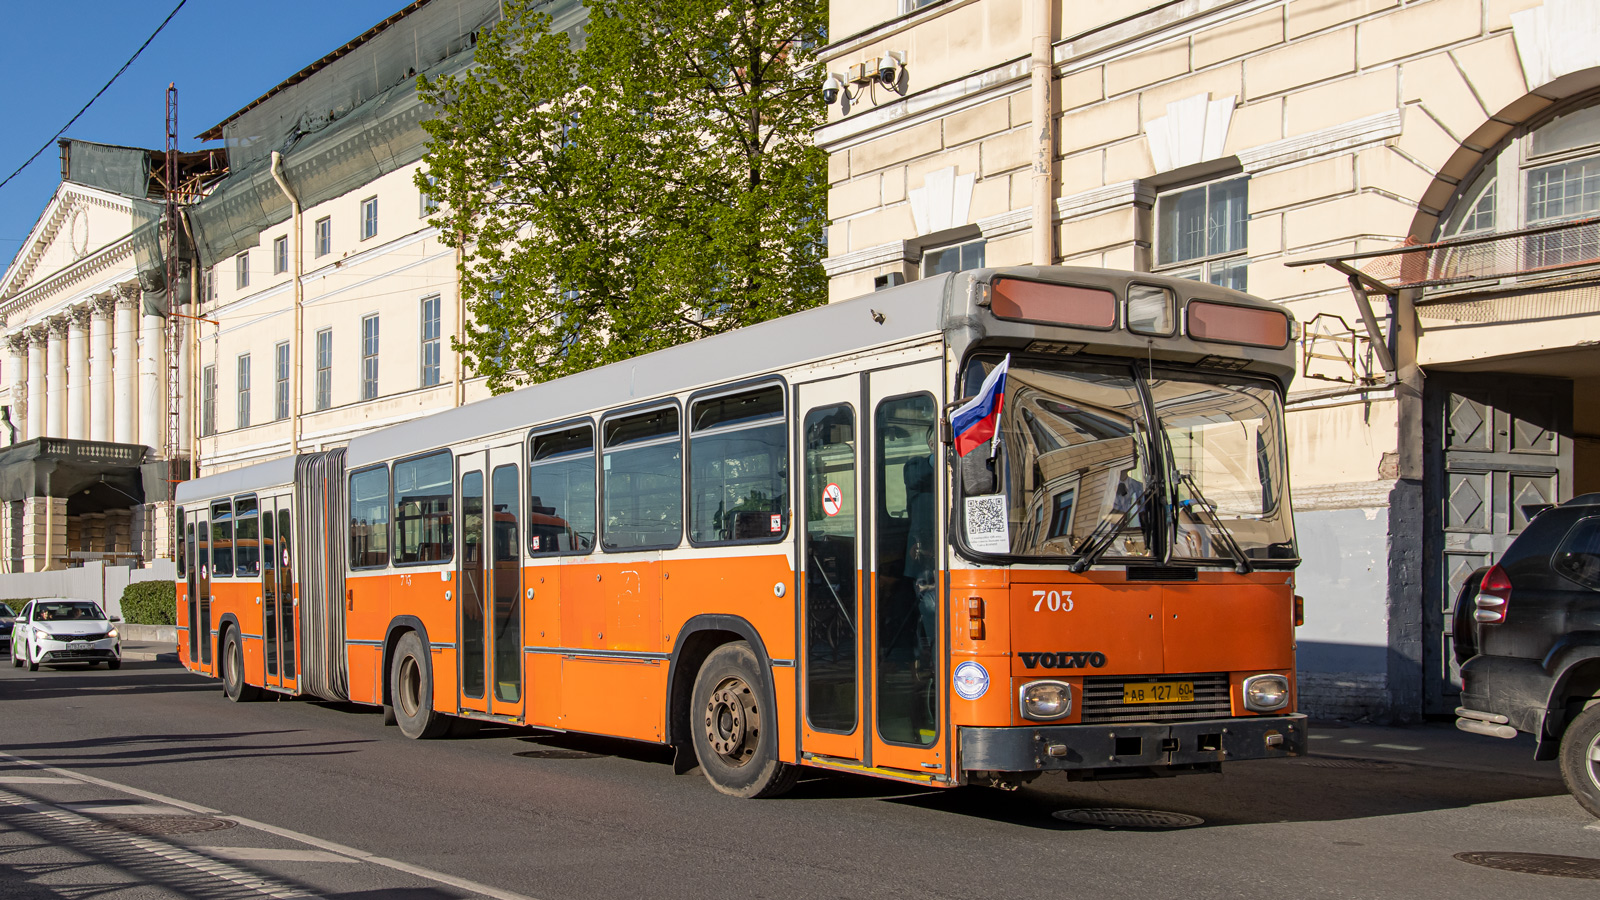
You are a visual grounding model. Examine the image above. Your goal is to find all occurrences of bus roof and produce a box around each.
[175,455,297,505]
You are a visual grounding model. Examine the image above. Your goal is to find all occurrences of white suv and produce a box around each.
[10,599,121,671]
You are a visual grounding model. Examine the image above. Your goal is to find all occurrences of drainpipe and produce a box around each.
[270,152,303,454]
[1031,0,1054,266]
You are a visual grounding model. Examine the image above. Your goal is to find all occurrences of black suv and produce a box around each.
[1454,494,1600,817]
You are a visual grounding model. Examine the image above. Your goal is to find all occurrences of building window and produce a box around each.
[236,354,251,430]
[421,295,441,387]
[1156,176,1248,291]
[202,268,215,303]
[201,365,216,437]
[235,252,250,290]
[273,235,288,275]
[274,341,290,421]
[315,217,331,257]
[922,237,985,277]
[420,177,439,217]
[361,314,380,401]
[361,197,378,241]
[315,328,332,411]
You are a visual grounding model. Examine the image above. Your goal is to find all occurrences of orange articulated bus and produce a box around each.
[174,266,1306,797]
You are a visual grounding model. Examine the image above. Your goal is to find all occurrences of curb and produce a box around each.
[119,624,177,643]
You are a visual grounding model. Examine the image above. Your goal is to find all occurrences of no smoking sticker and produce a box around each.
[822,483,844,517]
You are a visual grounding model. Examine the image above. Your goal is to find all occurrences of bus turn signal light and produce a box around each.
[1293,594,1304,627]
[967,596,985,641]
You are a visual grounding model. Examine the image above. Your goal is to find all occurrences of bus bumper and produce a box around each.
[958,714,1307,773]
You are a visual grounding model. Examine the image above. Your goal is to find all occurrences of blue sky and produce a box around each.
[0,0,409,272]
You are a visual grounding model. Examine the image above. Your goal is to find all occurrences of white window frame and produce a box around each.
[273,235,288,275]
[235,252,250,290]
[420,295,441,387]
[315,328,333,411]
[360,196,378,241]
[236,354,251,430]
[315,216,332,257]
[1153,174,1249,292]
[361,314,380,401]
[274,341,290,421]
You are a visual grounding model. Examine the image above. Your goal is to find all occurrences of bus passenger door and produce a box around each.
[196,508,213,672]
[261,495,296,691]
[797,375,866,764]
[487,445,525,720]
[457,452,490,716]
[867,361,945,776]
[184,510,199,667]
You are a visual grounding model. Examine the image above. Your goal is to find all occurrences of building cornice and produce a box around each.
[1056,180,1157,221]
[822,240,915,277]
[0,235,136,324]
[1237,110,1404,174]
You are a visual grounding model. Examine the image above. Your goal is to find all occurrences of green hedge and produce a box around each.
[120,581,176,626]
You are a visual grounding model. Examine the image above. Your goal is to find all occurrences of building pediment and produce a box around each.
[1,183,138,302]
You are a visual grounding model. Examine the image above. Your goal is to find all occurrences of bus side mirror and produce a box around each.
[960,450,997,496]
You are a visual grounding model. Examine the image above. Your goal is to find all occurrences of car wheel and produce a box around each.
[10,642,19,668]
[690,641,797,799]
[107,658,121,671]
[27,643,38,672]
[1559,703,1600,818]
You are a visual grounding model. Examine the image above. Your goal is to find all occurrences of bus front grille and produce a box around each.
[1079,673,1232,723]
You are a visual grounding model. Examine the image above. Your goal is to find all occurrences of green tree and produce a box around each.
[419,0,828,393]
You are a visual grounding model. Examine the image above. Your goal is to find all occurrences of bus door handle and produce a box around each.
[346,589,354,611]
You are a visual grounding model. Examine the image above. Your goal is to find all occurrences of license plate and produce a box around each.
[68,642,90,651]
[1123,681,1194,704]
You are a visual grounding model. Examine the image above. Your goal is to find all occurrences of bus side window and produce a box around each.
[528,424,596,555]
[211,499,235,578]
[234,495,260,578]
[393,451,454,565]
[602,406,682,551]
[688,385,787,545]
[349,465,392,568]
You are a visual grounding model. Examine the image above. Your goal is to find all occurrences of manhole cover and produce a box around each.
[1052,808,1204,829]
[514,747,604,760]
[90,816,237,836]
[1294,758,1397,770]
[1455,851,1600,880]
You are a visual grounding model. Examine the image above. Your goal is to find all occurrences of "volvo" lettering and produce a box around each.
[1019,651,1108,669]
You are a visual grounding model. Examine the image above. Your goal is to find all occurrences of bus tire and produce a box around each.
[391,631,448,739]
[1559,703,1600,818]
[690,641,797,799]
[222,629,261,702]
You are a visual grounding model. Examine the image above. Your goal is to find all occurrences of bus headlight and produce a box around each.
[1019,680,1072,720]
[1243,674,1289,712]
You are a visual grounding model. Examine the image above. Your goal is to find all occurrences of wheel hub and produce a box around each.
[704,678,759,765]
[398,657,421,716]
[1587,732,1600,793]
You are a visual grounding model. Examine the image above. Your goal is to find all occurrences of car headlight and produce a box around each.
[106,628,118,640]
[1243,674,1290,712]
[1019,680,1073,720]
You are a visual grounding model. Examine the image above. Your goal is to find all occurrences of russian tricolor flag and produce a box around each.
[951,355,1010,457]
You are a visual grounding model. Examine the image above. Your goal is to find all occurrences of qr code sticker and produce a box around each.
[964,494,1009,553]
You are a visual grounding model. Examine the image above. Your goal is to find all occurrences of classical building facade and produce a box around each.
[818,0,1600,719]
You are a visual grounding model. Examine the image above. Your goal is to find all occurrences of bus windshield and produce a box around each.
[959,357,1294,564]
[1149,372,1294,563]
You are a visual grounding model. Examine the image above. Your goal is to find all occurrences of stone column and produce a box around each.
[66,306,89,440]
[22,496,66,572]
[90,294,114,442]
[105,508,132,556]
[139,310,165,451]
[113,288,138,444]
[5,332,27,440]
[25,327,46,441]
[45,316,67,438]
[151,501,175,562]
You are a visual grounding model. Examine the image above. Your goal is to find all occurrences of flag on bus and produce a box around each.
[951,355,1010,457]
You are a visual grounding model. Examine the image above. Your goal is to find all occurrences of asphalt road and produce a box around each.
[2,653,1598,900]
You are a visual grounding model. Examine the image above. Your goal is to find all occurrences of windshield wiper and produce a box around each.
[1070,487,1154,574]
[1175,472,1252,574]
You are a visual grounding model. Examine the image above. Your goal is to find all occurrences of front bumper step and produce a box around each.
[960,714,1307,772]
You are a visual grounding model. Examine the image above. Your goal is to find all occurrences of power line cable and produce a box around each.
[0,0,189,193]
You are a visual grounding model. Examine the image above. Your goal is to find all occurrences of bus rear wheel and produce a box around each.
[222,630,262,702]
[391,631,449,740]
[690,641,797,799]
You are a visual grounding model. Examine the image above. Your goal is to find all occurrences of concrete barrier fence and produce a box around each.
[0,560,175,619]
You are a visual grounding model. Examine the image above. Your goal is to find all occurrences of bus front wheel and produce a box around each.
[391,631,449,740]
[690,641,797,799]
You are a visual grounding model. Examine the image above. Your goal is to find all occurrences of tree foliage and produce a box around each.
[419,0,829,392]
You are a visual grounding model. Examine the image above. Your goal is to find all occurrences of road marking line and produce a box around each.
[195,847,358,864]
[1373,743,1424,751]
[0,787,311,898]
[1308,734,1329,740]
[0,776,79,784]
[1338,739,1366,744]
[0,750,541,900]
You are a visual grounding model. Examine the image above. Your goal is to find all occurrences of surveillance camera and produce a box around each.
[822,73,843,106]
[879,51,905,88]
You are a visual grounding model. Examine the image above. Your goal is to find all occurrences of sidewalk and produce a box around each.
[119,640,179,664]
